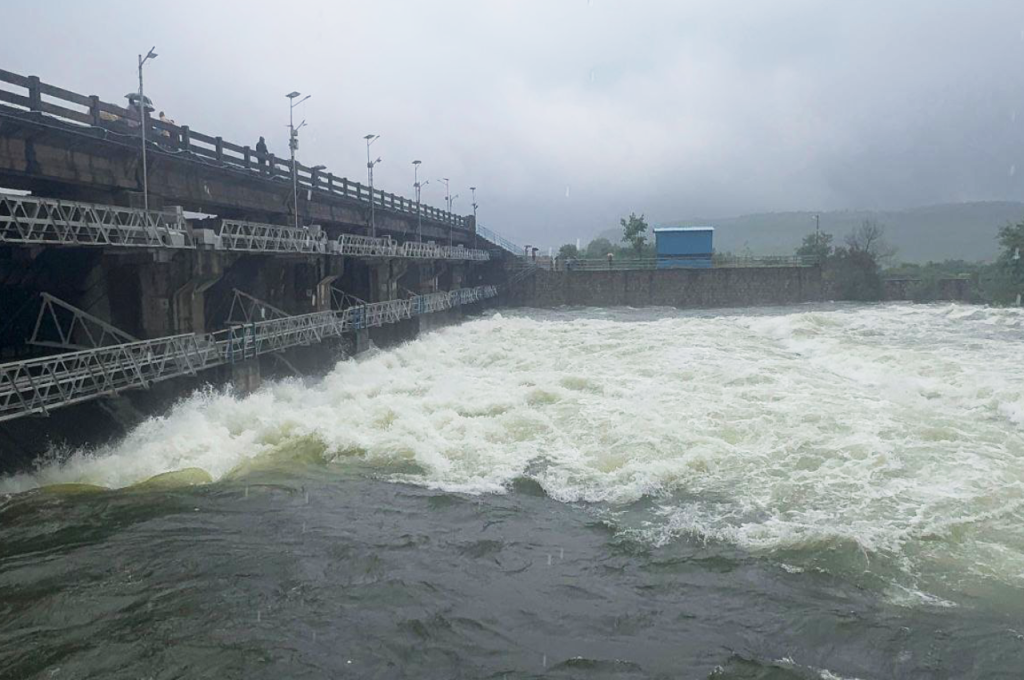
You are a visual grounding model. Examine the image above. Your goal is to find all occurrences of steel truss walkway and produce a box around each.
[0,285,498,423]
[0,193,193,249]
[0,194,490,261]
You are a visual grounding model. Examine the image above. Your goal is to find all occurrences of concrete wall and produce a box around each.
[508,266,823,308]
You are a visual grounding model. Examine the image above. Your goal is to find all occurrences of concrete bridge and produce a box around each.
[0,69,478,245]
[0,67,527,449]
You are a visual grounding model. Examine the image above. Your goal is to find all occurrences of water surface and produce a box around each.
[2,304,1023,678]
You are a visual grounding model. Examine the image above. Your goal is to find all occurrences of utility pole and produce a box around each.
[413,160,429,242]
[448,192,459,247]
[286,91,311,231]
[364,135,381,237]
[137,47,157,214]
[439,177,452,247]
[470,186,478,250]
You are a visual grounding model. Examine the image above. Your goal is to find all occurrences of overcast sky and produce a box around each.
[4,0,1024,247]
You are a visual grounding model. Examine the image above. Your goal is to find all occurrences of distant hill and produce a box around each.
[598,202,1024,263]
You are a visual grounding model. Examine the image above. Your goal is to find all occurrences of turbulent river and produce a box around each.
[2,303,1023,678]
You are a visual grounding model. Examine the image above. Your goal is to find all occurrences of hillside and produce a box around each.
[598,202,1024,263]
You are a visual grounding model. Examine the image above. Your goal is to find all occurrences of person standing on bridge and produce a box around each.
[256,136,269,174]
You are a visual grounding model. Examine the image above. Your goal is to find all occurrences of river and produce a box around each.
[2,303,1023,678]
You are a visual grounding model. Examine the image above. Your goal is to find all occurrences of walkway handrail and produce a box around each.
[0,193,191,248]
[0,68,466,230]
[0,285,499,423]
[476,224,523,257]
[0,194,490,261]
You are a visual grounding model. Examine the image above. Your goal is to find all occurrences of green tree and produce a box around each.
[584,237,614,259]
[798,224,885,301]
[986,218,1024,304]
[796,231,834,264]
[557,243,579,260]
[829,246,883,301]
[620,213,649,259]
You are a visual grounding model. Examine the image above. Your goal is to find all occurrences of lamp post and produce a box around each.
[413,160,430,242]
[814,214,820,235]
[470,186,478,250]
[364,134,381,237]
[439,177,457,247]
[287,91,311,230]
[137,46,157,214]
[448,193,459,247]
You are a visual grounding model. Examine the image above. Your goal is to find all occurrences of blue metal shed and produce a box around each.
[654,227,714,268]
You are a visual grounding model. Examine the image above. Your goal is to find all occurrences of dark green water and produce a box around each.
[1,463,1021,679]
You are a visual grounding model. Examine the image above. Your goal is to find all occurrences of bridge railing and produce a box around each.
[0,285,499,423]
[218,220,331,255]
[0,193,192,248]
[476,224,523,257]
[0,193,490,260]
[0,332,223,421]
[0,68,466,232]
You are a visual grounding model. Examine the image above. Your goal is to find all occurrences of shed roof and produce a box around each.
[653,226,715,233]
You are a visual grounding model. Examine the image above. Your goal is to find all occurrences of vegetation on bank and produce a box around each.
[797,218,1024,304]
[554,214,1024,305]
[557,214,656,262]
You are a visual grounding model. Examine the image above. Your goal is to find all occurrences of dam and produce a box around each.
[0,27,1022,678]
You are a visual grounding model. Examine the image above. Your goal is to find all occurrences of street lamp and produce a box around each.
[413,160,430,242]
[813,214,820,235]
[137,46,157,214]
[439,177,457,247]
[287,91,311,231]
[448,192,460,247]
[470,186,478,250]
[364,134,382,237]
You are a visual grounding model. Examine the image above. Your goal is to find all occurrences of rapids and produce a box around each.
[4,303,1023,608]
[4,303,1024,677]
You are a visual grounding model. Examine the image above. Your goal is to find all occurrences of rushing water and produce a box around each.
[2,303,1023,678]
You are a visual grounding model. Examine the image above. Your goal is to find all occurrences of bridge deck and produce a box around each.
[0,68,465,231]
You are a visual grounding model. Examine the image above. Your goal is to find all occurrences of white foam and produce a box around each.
[3,304,1024,600]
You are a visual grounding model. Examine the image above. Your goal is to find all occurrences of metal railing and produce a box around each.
[0,194,490,261]
[0,68,470,232]
[0,193,192,248]
[0,332,223,420]
[476,224,523,257]
[0,285,499,423]
[218,220,329,254]
[542,255,818,271]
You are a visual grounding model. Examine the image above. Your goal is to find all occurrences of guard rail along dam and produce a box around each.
[0,67,821,465]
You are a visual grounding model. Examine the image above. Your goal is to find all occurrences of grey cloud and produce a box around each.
[3,0,1023,247]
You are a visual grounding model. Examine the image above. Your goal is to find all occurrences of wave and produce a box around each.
[3,304,1024,602]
